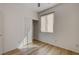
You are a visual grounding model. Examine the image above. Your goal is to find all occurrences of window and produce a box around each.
[41,16,46,32]
[41,13,54,33]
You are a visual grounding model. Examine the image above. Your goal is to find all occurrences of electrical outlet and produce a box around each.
[52,40,57,42]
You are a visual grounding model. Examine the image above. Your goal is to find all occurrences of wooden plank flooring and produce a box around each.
[3,40,79,55]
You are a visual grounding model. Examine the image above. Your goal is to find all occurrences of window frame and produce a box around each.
[40,12,54,33]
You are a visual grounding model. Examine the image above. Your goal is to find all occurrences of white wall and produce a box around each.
[38,4,79,53]
[0,11,4,54]
[0,4,38,53]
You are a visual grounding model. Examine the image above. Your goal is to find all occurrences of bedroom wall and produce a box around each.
[38,3,79,53]
[0,10,4,54]
[0,4,38,53]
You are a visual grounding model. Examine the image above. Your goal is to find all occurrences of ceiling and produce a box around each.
[20,3,58,12]
[0,3,58,12]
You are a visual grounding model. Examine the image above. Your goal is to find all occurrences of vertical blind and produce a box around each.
[41,13,54,33]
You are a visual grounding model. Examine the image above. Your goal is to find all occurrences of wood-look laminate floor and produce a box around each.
[3,40,79,55]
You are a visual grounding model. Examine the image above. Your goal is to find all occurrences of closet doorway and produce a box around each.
[32,20,39,40]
